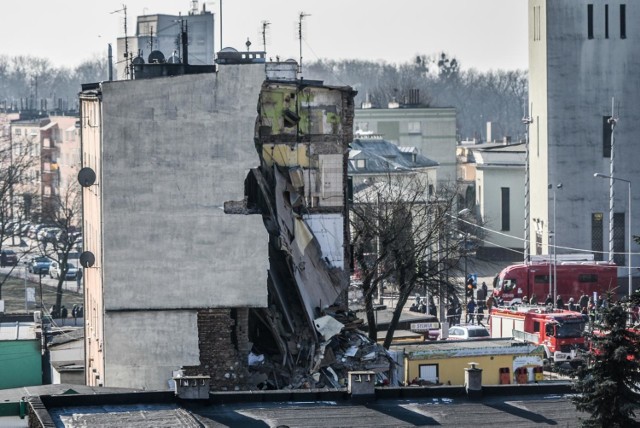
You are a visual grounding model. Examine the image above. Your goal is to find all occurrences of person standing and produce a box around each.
[530,294,538,305]
[556,295,565,310]
[466,298,477,325]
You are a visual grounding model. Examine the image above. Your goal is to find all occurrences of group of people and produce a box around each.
[50,303,83,320]
[409,296,437,317]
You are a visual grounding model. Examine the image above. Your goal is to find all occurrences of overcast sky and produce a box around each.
[1,0,528,72]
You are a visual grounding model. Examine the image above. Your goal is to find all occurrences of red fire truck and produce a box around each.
[493,255,617,305]
[490,306,588,365]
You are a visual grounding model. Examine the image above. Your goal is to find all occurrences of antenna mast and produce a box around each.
[262,20,270,53]
[298,12,310,77]
[111,5,130,79]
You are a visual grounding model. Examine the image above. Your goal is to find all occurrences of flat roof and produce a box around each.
[397,338,544,359]
[0,322,37,341]
[27,386,596,427]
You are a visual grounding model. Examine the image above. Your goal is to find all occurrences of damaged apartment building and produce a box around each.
[79,48,392,392]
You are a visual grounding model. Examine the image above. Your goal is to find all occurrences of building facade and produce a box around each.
[116,3,215,80]
[79,64,268,390]
[528,0,639,289]
[354,107,457,183]
[472,143,526,260]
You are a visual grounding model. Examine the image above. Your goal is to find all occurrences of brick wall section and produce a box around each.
[183,308,252,391]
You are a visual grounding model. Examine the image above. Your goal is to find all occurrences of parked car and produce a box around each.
[28,256,53,274]
[49,261,79,280]
[0,249,18,267]
[446,325,491,340]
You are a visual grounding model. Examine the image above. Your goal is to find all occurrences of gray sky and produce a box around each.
[1,0,528,72]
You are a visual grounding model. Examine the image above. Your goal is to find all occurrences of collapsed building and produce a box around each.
[79,47,392,391]
[226,78,395,389]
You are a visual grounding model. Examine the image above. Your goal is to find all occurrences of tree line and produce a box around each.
[0,55,109,112]
[305,53,528,142]
[0,52,528,142]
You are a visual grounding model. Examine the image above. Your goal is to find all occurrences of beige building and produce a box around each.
[354,107,457,183]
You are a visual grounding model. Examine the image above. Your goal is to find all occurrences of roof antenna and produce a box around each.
[298,12,310,78]
[261,20,270,54]
[111,5,130,79]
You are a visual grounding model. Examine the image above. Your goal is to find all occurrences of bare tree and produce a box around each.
[38,182,82,312]
[0,126,39,299]
[350,174,467,348]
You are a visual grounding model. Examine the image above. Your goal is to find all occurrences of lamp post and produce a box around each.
[549,183,562,304]
[594,173,632,297]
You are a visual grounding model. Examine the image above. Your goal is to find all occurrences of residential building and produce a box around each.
[79,62,268,390]
[349,133,438,193]
[528,0,639,290]
[398,339,544,386]
[116,2,215,80]
[354,107,457,183]
[8,117,52,221]
[48,116,80,195]
[464,142,526,260]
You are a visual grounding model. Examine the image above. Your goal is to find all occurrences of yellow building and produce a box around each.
[396,338,544,386]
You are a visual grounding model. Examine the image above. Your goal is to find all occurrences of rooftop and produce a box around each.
[25,385,595,427]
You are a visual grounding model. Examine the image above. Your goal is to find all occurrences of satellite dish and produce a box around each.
[148,50,165,64]
[79,251,96,268]
[132,55,145,65]
[167,52,180,64]
[77,167,96,187]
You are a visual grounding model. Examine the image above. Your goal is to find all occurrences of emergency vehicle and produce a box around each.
[493,255,617,305]
[490,305,588,365]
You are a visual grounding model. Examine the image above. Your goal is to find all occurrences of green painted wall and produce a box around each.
[0,340,42,389]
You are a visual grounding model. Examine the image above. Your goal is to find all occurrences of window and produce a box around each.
[407,121,421,134]
[419,364,439,383]
[592,212,604,261]
[588,4,594,39]
[613,212,625,266]
[501,187,510,231]
[533,321,541,333]
[603,116,612,158]
[535,274,552,283]
[620,4,626,39]
[578,274,598,283]
[605,5,609,38]
[356,159,366,169]
[14,128,21,136]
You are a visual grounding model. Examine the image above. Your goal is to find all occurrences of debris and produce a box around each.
[248,352,265,366]
[314,315,344,340]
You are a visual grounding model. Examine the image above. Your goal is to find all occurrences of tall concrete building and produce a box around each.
[79,63,268,390]
[528,1,639,290]
[116,2,215,80]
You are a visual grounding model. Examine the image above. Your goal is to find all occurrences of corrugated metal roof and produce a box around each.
[0,322,37,341]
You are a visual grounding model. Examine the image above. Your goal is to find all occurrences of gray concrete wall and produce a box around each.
[104,311,200,390]
[529,0,640,269]
[100,65,268,310]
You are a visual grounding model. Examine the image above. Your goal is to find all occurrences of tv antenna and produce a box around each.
[111,5,130,79]
[261,20,270,54]
[298,12,310,77]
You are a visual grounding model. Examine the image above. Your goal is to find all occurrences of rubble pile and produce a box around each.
[247,307,395,390]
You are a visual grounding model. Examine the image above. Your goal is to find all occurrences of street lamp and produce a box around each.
[549,183,562,304]
[594,172,632,297]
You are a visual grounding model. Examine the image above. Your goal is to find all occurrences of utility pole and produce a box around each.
[522,103,533,264]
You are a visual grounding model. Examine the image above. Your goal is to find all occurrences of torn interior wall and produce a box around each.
[227,79,395,389]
